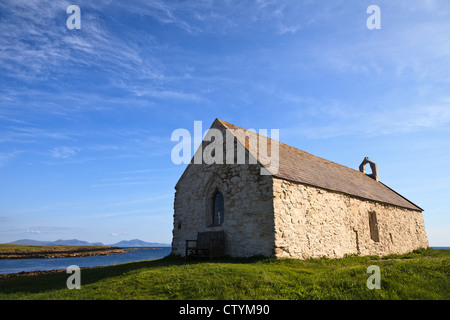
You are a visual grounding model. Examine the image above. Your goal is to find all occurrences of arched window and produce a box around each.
[213,191,224,225]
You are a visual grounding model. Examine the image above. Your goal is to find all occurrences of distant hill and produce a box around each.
[6,238,170,247]
[7,239,104,246]
[7,239,51,246]
[109,239,171,247]
[52,239,104,246]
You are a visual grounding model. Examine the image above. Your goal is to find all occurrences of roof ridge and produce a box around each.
[219,118,370,178]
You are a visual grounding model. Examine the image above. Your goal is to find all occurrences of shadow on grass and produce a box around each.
[0,254,271,295]
[0,255,181,295]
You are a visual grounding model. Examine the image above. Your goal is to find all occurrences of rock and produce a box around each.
[230,176,241,184]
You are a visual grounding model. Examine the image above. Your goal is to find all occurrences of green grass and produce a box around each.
[0,248,448,300]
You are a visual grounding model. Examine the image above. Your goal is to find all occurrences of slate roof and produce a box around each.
[218,119,423,212]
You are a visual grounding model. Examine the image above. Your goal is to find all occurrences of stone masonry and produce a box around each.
[272,178,428,259]
[171,120,275,257]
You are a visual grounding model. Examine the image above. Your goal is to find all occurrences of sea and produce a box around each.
[0,247,172,275]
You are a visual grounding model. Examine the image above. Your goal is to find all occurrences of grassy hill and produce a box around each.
[0,248,448,300]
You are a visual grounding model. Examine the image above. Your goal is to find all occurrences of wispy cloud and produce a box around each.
[25,229,41,234]
[110,0,329,36]
[279,93,450,139]
[115,0,200,34]
[307,4,450,83]
[90,181,153,188]
[0,126,72,144]
[50,146,81,159]
[22,225,77,235]
[130,88,205,101]
[0,151,23,167]
[0,0,163,84]
[92,207,170,218]
[103,194,172,207]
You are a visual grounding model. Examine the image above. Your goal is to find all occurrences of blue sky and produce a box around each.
[0,0,449,246]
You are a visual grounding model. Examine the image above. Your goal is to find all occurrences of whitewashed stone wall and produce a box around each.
[171,162,274,257]
[272,177,429,259]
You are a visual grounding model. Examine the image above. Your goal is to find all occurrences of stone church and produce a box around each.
[171,119,428,259]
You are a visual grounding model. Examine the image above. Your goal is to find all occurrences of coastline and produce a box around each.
[0,247,172,280]
[0,265,103,281]
[0,246,126,260]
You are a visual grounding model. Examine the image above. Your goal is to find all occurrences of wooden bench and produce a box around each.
[185,231,225,261]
